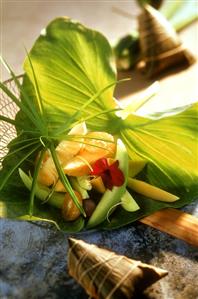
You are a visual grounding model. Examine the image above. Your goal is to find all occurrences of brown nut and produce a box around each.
[83,199,96,218]
[62,191,83,221]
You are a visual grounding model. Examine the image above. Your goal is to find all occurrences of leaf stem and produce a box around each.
[0,57,46,133]
[24,48,47,131]
[53,79,129,136]
[17,214,61,230]
[117,81,159,119]
[49,143,86,217]
[0,144,40,191]
[0,81,21,108]
[19,168,65,208]
[0,115,17,125]
[1,140,40,162]
[29,148,46,216]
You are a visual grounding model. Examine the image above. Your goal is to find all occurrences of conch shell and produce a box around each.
[137,5,196,77]
[68,238,168,299]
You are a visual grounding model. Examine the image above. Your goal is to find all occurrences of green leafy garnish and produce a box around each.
[0,17,197,232]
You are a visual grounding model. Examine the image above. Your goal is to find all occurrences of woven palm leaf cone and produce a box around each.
[68,238,168,299]
[137,5,196,77]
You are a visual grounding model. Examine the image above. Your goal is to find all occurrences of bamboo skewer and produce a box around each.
[140,208,198,247]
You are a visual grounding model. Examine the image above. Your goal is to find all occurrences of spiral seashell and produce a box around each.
[68,238,168,299]
[137,5,196,77]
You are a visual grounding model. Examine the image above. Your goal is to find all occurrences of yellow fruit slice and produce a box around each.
[37,155,58,186]
[56,122,87,163]
[127,178,180,202]
[54,180,67,192]
[91,176,106,193]
[37,122,87,186]
[62,191,83,221]
[64,132,116,176]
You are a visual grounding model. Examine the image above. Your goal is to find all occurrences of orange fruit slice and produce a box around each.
[37,122,87,186]
[37,155,58,186]
[63,132,116,176]
[56,122,87,163]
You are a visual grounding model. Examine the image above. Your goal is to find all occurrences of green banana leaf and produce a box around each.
[23,17,117,134]
[101,184,198,229]
[0,17,197,232]
[121,104,198,190]
[0,145,85,232]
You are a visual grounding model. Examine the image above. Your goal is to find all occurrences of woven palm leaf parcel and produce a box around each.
[68,238,168,299]
[137,5,196,77]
